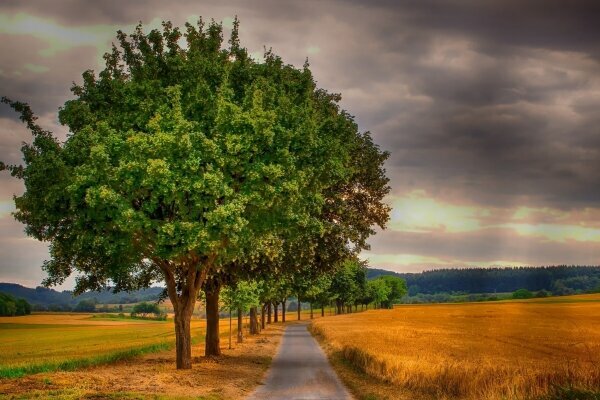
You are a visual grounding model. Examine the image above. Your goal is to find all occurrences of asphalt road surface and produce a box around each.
[248,322,353,400]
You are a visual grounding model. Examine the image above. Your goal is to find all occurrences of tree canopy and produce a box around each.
[1,18,390,369]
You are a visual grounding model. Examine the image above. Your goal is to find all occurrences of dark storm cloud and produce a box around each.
[355,0,600,57]
[1,1,600,283]
[328,1,600,209]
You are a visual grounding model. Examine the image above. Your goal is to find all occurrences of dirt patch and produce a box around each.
[0,323,285,400]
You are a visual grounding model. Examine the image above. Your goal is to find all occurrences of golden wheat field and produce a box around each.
[312,294,600,400]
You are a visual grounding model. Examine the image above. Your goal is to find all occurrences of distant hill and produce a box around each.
[0,283,163,307]
[367,268,404,280]
[367,266,600,295]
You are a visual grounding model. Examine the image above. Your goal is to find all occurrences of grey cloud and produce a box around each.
[0,216,51,286]
[1,1,600,283]
[367,228,600,267]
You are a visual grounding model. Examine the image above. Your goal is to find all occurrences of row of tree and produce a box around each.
[217,258,407,344]
[1,18,391,369]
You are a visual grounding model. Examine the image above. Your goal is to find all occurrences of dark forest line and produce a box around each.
[367,265,600,296]
[3,265,599,311]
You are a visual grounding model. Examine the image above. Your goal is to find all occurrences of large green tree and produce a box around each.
[1,19,361,369]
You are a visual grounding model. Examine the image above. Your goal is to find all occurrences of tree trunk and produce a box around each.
[204,282,221,356]
[161,263,206,370]
[274,301,279,322]
[261,304,266,330]
[297,296,301,321]
[282,300,286,322]
[229,307,232,349]
[237,308,243,343]
[310,303,313,319]
[174,310,193,369]
[267,302,272,324]
[321,304,325,317]
[336,299,343,315]
[249,306,259,335]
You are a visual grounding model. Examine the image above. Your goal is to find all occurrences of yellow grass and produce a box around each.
[0,313,225,373]
[312,294,600,400]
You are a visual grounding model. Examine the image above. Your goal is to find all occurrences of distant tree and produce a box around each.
[221,281,260,343]
[302,274,332,318]
[131,302,162,316]
[16,299,31,315]
[74,299,97,312]
[408,285,420,296]
[377,276,408,308]
[535,290,550,298]
[329,258,368,314]
[512,288,534,299]
[367,279,392,309]
[0,292,32,316]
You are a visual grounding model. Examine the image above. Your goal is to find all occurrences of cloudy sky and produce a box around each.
[1,0,599,289]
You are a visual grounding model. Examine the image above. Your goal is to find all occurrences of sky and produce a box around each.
[1,0,599,289]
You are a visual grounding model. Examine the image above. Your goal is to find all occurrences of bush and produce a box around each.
[512,288,534,299]
[131,302,165,320]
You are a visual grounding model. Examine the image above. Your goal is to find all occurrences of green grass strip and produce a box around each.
[0,341,172,379]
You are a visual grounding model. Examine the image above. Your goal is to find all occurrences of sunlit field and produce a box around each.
[312,294,600,400]
[0,313,220,378]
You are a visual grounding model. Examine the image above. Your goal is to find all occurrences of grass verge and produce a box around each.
[0,388,221,400]
[0,342,171,379]
[309,324,418,400]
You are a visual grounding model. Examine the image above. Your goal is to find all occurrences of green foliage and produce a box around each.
[535,289,550,298]
[375,276,408,308]
[1,18,391,366]
[221,281,260,312]
[131,302,161,315]
[0,19,362,295]
[0,292,32,316]
[373,266,600,295]
[328,258,368,308]
[74,298,97,312]
[367,279,392,307]
[512,288,534,299]
[303,274,333,307]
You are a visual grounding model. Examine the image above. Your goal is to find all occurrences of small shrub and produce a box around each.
[512,288,534,299]
[130,302,165,320]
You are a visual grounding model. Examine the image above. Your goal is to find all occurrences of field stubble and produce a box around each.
[311,294,600,400]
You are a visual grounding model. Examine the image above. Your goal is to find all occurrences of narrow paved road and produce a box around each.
[248,323,353,400]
